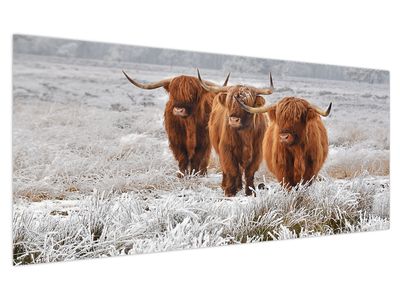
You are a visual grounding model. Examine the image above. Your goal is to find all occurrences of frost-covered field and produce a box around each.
[12,54,390,265]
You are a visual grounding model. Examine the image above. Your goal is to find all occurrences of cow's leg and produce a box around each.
[177,156,189,177]
[224,173,240,197]
[222,172,227,189]
[302,156,315,186]
[242,136,264,195]
[236,167,243,191]
[220,153,240,197]
[274,150,296,188]
[198,143,211,176]
[190,143,211,176]
[292,147,306,186]
[185,121,197,175]
[165,114,189,177]
[169,143,189,177]
[293,166,305,185]
[191,127,211,176]
[246,152,265,196]
[244,165,257,196]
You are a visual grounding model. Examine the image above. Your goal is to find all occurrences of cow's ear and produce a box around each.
[163,82,170,93]
[255,96,265,107]
[267,107,277,122]
[217,93,227,106]
[306,108,318,122]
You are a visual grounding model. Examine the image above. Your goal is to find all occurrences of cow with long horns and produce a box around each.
[123,71,230,177]
[238,97,332,188]
[197,69,274,196]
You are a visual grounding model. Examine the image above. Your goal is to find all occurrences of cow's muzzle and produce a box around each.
[173,107,189,117]
[229,116,242,128]
[279,133,295,145]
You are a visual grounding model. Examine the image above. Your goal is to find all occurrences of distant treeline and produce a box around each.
[13,35,389,84]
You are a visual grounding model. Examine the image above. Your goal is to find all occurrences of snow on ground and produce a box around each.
[12,54,390,265]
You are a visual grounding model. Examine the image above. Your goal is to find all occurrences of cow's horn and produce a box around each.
[255,72,274,95]
[123,70,171,89]
[223,72,230,86]
[313,102,332,117]
[237,99,276,114]
[197,69,229,93]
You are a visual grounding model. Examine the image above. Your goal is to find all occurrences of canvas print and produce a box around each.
[12,35,390,265]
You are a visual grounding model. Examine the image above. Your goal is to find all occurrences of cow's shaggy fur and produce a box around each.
[264,97,329,187]
[209,86,267,196]
[163,76,215,176]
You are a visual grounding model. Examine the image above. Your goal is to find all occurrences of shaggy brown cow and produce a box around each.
[123,70,229,177]
[238,96,332,188]
[197,69,274,196]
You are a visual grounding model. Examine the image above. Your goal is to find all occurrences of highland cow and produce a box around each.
[198,69,274,196]
[238,96,332,188]
[123,70,229,177]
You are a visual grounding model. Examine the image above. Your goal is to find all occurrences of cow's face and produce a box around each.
[167,76,203,118]
[218,86,265,129]
[271,98,318,146]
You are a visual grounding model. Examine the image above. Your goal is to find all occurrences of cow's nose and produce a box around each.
[279,133,290,142]
[173,107,188,116]
[229,117,241,124]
